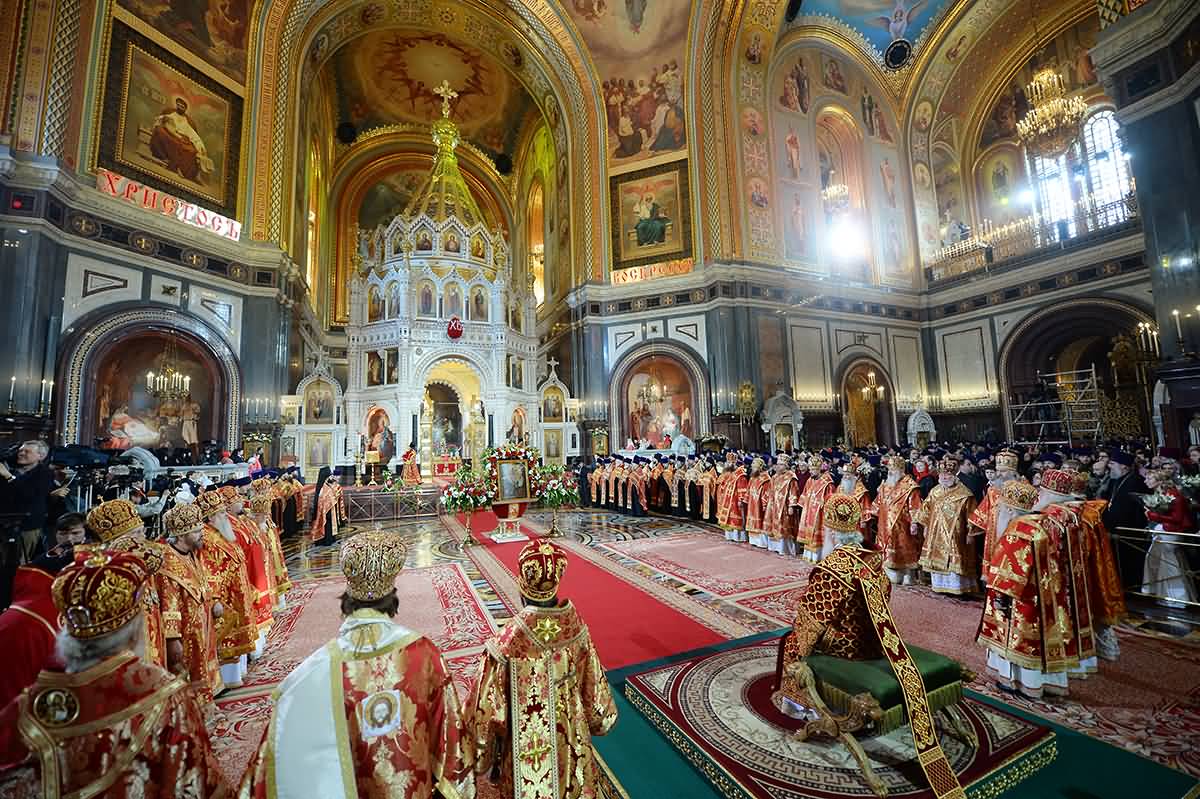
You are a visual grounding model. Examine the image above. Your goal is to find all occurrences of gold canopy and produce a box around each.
[401,80,490,229]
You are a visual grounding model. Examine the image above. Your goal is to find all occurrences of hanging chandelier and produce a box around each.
[1016,0,1087,159]
[860,371,885,402]
[821,181,850,216]
[145,336,191,401]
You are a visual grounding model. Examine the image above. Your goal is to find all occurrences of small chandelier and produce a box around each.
[145,337,191,401]
[821,182,850,215]
[860,371,885,402]
[1016,0,1087,159]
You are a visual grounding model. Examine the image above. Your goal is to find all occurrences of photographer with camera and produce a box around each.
[0,441,53,563]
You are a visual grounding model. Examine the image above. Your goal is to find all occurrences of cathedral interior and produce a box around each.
[1,0,1200,796]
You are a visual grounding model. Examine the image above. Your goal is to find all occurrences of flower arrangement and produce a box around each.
[1179,474,1200,498]
[381,468,395,490]
[440,469,495,514]
[1139,491,1172,513]
[535,464,580,509]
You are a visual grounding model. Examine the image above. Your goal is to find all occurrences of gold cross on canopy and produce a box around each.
[432,80,458,118]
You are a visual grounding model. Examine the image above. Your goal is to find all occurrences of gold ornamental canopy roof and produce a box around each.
[402,80,489,229]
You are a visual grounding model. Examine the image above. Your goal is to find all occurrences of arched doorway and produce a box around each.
[840,360,897,447]
[59,309,239,451]
[616,353,700,448]
[420,358,485,462]
[998,299,1154,439]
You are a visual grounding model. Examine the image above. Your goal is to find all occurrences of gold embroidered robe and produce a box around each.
[871,476,923,570]
[238,610,475,799]
[745,472,773,535]
[696,469,717,520]
[798,473,834,552]
[968,479,1031,582]
[1073,500,1126,626]
[157,544,221,702]
[764,471,802,541]
[465,601,617,799]
[914,483,978,581]
[199,526,258,664]
[0,653,228,798]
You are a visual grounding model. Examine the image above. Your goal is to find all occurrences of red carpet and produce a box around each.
[457,511,726,669]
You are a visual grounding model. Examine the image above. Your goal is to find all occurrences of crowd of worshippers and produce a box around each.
[0,487,612,799]
[578,439,1199,700]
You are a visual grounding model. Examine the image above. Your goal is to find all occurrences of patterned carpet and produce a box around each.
[625,638,1057,799]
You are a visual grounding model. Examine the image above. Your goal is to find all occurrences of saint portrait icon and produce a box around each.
[496,460,531,503]
[359,690,401,739]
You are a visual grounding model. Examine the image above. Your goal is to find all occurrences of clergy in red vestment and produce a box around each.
[465,540,617,799]
[913,458,978,595]
[870,456,923,584]
[238,531,475,799]
[310,468,349,545]
[976,480,1074,698]
[745,458,772,548]
[1036,470,1098,678]
[158,502,222,705]
[0,548,228,798]
[84,498,169,668]
[196,489,258,690]
[798,456,834,562]
[249,493,292,609]
[1071,477,1125,661]
[764,454,802,556]
[220,485,274,657]
[721,459,751,542]
[967,449,1027,584]
[0,514,89,709]
[401,443,422,484]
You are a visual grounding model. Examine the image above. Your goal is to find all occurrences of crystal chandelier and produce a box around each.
[145,337,191,401]
[821,182,850,215]
[1017,66,1087,158]
[1016,0,1087,159]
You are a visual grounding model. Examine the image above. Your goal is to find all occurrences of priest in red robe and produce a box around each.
[238,531,474,799]
[465,540,617,799]
[0,548,227,797]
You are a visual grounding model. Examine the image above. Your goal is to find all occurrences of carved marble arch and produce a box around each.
[247,0,607,283]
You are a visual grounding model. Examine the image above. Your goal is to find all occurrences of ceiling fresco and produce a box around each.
[322,29,538,161]
[782,0,958,58]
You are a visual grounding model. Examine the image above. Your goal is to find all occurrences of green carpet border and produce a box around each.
[621,642,1058,799]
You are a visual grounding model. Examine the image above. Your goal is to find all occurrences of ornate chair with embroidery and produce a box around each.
[772,543,975,799]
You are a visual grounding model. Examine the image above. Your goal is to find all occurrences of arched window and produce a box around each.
[1027,108,1131,241]
[527,182,545,307]
[1081,110,1131,226]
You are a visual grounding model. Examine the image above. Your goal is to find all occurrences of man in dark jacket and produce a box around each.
[1101,451,1150,590]
[0,441,53,562]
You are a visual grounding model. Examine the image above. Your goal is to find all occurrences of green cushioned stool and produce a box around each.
[807,645,966,735]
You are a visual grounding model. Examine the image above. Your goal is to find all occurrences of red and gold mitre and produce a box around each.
[1070,471,1089,496]
[85,499,142,543]
[937,457,960,475]
[341,532,407,601]
[822,493,862,532]
[250,477,273,496]
[1040,468,1077,496]
[248,493,273,514]
[995,449,1020,471]
[164,502,204,537]
[218,486,240,506]
[1000,479,1038,510]
[517,540,568,602]
[886,455,907,471]
[52,549,152,640]
[196,490,226,519]
[807,455,824,471]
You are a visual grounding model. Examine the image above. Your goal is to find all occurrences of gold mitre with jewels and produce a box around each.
[250,477,274,496]
[249,493,273,514]
[52,549,153,640]
[85,499,143,543]
[164,502,205,538]
[196,489,227,519]
[517,540,568,602]
[1001,479,1038,511]
[341,532,407,601]
[995,449,1020,471]
[822,493,862,533]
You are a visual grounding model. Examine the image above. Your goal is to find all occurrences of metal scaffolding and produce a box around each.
[1007,365,1104,447]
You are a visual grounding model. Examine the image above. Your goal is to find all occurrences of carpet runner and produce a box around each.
[625,637,1057,799]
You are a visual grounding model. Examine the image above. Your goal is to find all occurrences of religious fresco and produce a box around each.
[117,0,251,84]
[932,145,965,238]
[98,23,242,217]
[357,168,426,232]
[975,144,1029,227]
[426,384,462,453]
[92,334,214,451]
[623,356,695,445]
[763,45,912,281]
[365,407,395,463]
[564,0,690,168]
[786,0,956,57]
[978,17,1100,150]
[304,380,336,425]
[610,162,692,269]
[325,29,536,161]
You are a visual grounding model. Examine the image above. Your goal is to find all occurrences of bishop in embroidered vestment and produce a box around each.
[465,540,617,799]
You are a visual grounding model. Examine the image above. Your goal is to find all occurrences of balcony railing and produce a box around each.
[925,193,1140,285]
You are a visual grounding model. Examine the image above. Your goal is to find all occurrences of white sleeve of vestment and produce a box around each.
[269,645,353,799]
